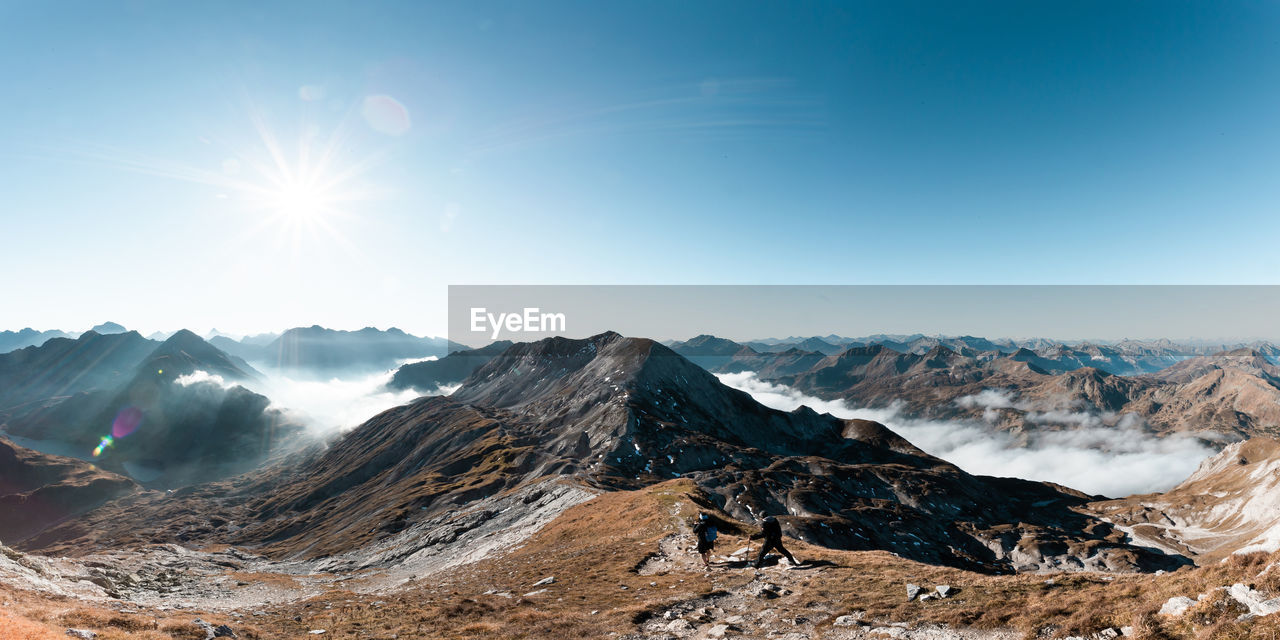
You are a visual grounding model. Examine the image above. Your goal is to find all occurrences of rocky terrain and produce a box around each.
[3,479,1280,640]
[1089,438,1280,561]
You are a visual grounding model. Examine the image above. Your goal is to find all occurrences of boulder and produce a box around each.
[65,631,97,640]
[192,618,236,639]
[834,614,863,627]
[906,583,921,601]
[1227,583,1280,617]
[936,585,953,598]
[1158,596,1196,616]
[746,581,789,598]
[666,618,693,632]
[531,576,555,586]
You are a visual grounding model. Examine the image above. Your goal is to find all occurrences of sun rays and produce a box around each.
[50,97,387,262]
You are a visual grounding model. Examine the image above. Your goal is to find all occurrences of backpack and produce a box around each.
[705,525,717,542]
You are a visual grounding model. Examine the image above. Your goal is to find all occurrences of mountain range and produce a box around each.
[17,332,1185,574]
[0,330,303,488]
[8,327,1280,638]
[209,325,468,372]
[388,333,1280,441]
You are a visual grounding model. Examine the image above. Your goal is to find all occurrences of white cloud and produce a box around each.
[175,370,230,388]
[176,368,453,435]
[717,371,1216,498]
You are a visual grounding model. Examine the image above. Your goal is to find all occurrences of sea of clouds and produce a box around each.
[176,361,457,435]
[716,371,1218,498]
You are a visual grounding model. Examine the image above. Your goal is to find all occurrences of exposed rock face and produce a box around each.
[1089,438,1280,560]
[1159,595,1197,616]
[0,438,136,542]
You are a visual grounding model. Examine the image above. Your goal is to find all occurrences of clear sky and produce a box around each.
[3,1,1279,337]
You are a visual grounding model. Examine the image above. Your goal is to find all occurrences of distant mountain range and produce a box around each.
[656,335,1280,440]
[0,323,465,374]
[0,330,303,488]
[210,326,468,372]
[0,328,74,354]
[671,333,1280,375]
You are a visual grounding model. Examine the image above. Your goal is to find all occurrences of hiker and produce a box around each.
[752,515,800,569]
[692,512,717,568]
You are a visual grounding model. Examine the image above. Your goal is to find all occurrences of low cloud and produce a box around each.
[175,370,229,388]
[717,372,1217,498]
[178,368,453,435]
[955,388,1015,410]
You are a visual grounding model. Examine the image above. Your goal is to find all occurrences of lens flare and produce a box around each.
[361,94,411,136]
[112,406,143,438]
[92,435,114,457]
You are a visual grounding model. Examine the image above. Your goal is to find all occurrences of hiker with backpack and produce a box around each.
[752,515,801,569]
[692,512,718,569]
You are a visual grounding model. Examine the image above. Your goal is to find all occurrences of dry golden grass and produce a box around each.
[0,608,64,640]
[7,479,1280,639]
[225,570,300,589]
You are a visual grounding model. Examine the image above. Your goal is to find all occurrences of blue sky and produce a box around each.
[2,1,1279,336]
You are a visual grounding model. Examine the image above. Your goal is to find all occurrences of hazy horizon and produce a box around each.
[11,319,1280,348]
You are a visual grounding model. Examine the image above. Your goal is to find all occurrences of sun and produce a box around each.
[61,99,382,257]
[222,113,381,254]
[270,180,331,222]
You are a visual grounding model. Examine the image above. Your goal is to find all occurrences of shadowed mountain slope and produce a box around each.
[0,437,136,543]
[386,340,513,393]
[3,332,300,488]
[0,331,158,414]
